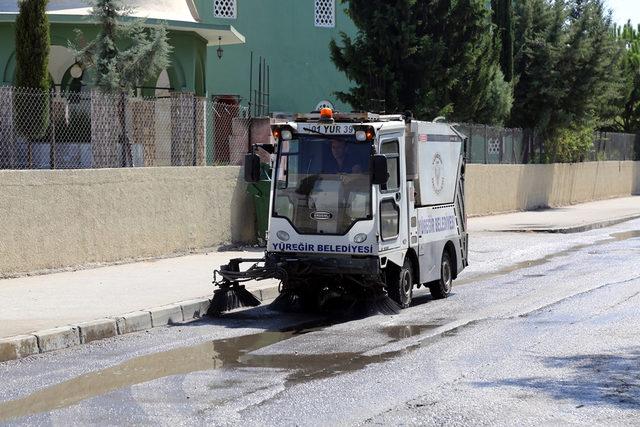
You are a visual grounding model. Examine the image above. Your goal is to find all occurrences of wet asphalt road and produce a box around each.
[1,220,639,425]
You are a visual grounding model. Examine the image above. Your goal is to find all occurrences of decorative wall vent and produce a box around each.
[488,137,502,155]
[314,0,335,27]
[214,0,237,19]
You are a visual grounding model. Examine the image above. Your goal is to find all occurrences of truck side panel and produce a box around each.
[416,205,459,283]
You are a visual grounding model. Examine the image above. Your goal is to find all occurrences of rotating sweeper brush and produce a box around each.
[208,257,285,315]
[207,255,401,317]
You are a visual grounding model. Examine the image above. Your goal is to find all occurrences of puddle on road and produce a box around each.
[457,229,640,286]
[609,230,640,241]
[0,329,301,421]
[0,318,461,422]
[382,323,445,340]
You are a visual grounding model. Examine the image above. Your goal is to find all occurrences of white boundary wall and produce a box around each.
[466,161,640,216]
[0,161,638,277]
[0,167,254,277]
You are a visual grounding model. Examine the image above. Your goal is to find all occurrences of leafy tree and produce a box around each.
[72,0,172,93]
[511,0,567,132]
[511,0,622,161]
[72,0,171,165]
[14,0,50,139]
[330,0,512,125]
[554,0,622,134]
[611,21,640,132]
[491,0,514,82]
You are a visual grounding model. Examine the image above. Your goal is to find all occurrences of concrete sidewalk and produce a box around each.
[469,196,640,233]
[2,196,639,361]
[0,249,279,361]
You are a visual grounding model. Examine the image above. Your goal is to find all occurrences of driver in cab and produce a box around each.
[324,139,363,174]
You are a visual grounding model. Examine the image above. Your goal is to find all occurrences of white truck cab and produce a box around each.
[213,109,468,314]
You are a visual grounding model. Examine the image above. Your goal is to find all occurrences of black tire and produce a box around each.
[429,249,453,300]
[387,258,413,309]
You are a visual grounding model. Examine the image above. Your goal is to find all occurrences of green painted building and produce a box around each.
[0,0,356,112]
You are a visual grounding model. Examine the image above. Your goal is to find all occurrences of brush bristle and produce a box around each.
[234,285,262,307]
[208,285,261,316]
[268,291,304,312]
[348,295,401,317]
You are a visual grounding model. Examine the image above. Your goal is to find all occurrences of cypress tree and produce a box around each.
[510,0,564,131]
[14,0,50,139]
[491,0,514,82]
[614,21,640,133]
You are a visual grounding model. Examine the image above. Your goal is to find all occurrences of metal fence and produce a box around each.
[1,86,638,169]
[0,86,254,169]
[454,123,639,164]
[593,131,638,161]
[454,124,527,164]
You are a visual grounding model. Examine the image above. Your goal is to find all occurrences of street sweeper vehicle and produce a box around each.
[210,109,468,315]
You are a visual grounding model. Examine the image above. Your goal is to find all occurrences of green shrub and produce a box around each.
[545,125,595,163]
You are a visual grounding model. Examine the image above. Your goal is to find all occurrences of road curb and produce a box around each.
[0,335,39,361]
[0,285,279,363]
[35,326,81,353]
[78,319,118,344]
[149,304,184,327]
[498,214,640,234]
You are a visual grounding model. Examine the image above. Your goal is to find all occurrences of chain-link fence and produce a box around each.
[206,97,251,166]
[454,124,527,164]
[593,131,638,161]
[454,123,639,164]
[2,86,638,169]
[0,86,257,169]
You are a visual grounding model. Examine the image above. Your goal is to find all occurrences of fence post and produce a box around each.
[120,91,133,167]
[0,86,15,169]
[498,128,504,164]
[196,97,205,166]
[192,95,197,166]
[49,89,56,169]
[171,92,193,166]
[468,126,473,163]
[511,128,516,164]
[50,112,56,169]
[484,125,488,164]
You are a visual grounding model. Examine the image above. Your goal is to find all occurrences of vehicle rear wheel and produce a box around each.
[429,250,453,300]
[387,258,413,309]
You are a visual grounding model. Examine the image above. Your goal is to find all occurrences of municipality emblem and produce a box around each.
[431,153,445,194]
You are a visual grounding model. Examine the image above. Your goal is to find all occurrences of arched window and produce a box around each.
[155,69,171,97]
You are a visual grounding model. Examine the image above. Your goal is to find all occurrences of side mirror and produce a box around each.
[371,154,389,185]
[244,153,261,182]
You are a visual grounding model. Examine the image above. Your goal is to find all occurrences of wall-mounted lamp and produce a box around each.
[217,36,224,59]
[70,63,83,79]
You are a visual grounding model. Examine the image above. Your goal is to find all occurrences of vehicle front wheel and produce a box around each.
[429,250,453,300]
[387,258,413,309]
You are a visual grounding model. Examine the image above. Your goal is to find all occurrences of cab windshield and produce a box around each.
[273,135,372,235]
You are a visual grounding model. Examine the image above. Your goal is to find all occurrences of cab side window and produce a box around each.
[380,140,399,192]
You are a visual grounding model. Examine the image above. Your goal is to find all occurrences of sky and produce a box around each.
[606,0,640,27]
